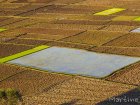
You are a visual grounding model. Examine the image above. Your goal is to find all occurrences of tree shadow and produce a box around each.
[60,99,80,105]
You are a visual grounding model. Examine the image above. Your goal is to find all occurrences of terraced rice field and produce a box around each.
[0,0,140,105]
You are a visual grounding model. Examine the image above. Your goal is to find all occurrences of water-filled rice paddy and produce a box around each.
[9,47,140,78]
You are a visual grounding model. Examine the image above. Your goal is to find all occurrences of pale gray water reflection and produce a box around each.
[9,47,140,78]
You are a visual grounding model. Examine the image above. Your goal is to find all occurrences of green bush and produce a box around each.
[0,89,5,98]
[5,88,18,99]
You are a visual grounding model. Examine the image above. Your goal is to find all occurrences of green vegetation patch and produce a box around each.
[0,45,49,63]
[0,88,20,105]
[112,16,138,21]
[133,17,140,21]
[0,28,7,32]
[94,8,126,16]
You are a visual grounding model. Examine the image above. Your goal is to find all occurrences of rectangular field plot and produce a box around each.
[61,31,126,46]
[90,46,140,57]
[101,25,138,32]
[8,38,49,46]
[0,43,34,58]
[9,47,140,78]
[104,33,140,47]
[108,21,140,26]
[27,23,102,30]
[19,28,83,40]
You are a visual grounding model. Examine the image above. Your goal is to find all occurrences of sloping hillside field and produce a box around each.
[0,0,140,104]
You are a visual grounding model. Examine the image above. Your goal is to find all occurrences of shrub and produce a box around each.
[0,89,5,98]
[5,88,18,99]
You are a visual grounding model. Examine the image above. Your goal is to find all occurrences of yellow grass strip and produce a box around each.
[0,45,49,63]
[94,8,125,15]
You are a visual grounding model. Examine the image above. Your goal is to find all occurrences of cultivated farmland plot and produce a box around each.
[104,33,140,47]
[0,43,34,57]
[61,30,127,46]
[22,76,135,105]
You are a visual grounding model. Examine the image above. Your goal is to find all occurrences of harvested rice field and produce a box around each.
[106,61,140,86]
[104,33,140,47]
[0,63,27,81]
[0,64,72,95]
[0,43,33,57]
[45,41,92,49]
[101,25,138,32]
[8,38,49,45]
[28,23,103,30]
[22,76,136,105]
[90,46,140,57]
[61,30,127,46]
[0,0,140,105]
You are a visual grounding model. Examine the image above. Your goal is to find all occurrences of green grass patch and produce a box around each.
[94,8,126,15]
[0,45,49,63]
[133,17,140,21]
[0,88,20,105]
[0,89,5,98]
[0,28,7,32]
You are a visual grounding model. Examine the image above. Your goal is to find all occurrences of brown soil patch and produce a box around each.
[0,43,33,57]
